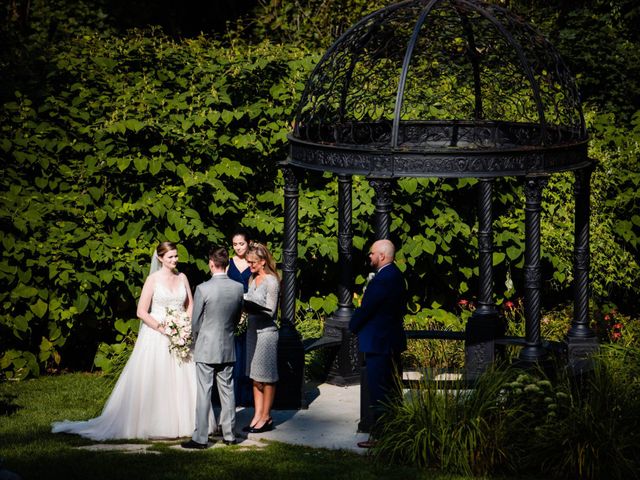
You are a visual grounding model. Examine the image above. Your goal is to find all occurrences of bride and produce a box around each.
[52,241,200,440]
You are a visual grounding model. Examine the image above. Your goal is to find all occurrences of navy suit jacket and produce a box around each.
[349,262,407,355]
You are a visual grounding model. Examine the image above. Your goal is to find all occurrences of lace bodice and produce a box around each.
[150,282,187,322]
[245,274,279,318]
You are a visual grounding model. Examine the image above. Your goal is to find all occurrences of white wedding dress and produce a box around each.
[52,283,199,440]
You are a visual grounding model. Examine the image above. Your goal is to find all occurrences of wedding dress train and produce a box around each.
[52,283,199,440]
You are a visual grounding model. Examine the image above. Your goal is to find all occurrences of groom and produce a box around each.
[182,247,244,449]
[349,239,407,448]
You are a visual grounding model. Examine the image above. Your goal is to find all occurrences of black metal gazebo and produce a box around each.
[275,0,598,412]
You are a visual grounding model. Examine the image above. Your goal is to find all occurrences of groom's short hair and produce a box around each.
[209,246,229,269]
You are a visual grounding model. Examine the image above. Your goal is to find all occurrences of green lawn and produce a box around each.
[0,373,531,480]
[0,374,461,480]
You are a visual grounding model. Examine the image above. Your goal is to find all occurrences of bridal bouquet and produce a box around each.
[163,308,193,363]
[235,311,248,336]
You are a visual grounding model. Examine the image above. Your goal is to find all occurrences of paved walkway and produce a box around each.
[78,382,369,454]
[238,382,369,453]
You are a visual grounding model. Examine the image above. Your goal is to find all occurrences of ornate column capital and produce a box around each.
[524,174,549,205]
[368,177,395,241]
[368,178,394,205]
[282,165,301,193]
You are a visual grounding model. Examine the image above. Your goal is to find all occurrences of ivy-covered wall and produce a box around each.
[1,0,639,379]
[0,11,318,376]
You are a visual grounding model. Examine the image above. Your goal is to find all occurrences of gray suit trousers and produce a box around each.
[192,362,235,444]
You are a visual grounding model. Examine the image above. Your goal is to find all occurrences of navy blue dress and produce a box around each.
[227,259,251,293]
[227,258,252,406]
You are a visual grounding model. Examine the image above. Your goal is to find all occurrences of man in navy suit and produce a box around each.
[349,239,407,448]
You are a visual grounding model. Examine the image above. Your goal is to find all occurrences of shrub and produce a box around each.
[374,367,518,476]
[402,304,466,371]
[376,345,640,478]
[507,345,640,478]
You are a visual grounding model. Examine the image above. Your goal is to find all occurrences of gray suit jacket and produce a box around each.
[191,274,244,364]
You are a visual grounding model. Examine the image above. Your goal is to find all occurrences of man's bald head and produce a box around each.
[369,239,395,269]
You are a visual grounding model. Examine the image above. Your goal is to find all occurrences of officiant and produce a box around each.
[241,242,280,434]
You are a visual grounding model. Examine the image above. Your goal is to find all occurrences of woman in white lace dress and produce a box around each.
[242,242,280,434]
[52,241,198,440]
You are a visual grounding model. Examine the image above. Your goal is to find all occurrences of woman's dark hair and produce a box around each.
[231,228,251,244]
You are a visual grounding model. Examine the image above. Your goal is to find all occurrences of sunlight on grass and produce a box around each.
[0,373,476,480]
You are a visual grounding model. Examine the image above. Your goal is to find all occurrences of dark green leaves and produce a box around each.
[0,23,315,378]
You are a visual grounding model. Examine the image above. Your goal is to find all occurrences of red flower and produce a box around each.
[458,299,469,306]
[504,301,514,310]
[613,323,623,330]
[604,314,611,322]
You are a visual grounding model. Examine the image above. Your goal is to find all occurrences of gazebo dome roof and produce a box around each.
[287,0,589,178]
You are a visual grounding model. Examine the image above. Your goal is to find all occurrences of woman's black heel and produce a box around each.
[248,417,273,433]
[242,422,257,433]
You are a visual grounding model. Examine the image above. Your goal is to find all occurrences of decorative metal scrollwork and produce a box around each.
[289,0,587,178]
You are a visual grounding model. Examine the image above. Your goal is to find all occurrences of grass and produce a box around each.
[0,372,491,480]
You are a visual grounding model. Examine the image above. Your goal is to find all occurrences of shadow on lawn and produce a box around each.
[0,393,20,416]
[5,442,374,480]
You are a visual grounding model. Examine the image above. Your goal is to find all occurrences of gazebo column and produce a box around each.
[519,175,550,363]
[465,178,502,379]
[358,177,395,432]
[370,178,394,240]
[274,166,305,409]
[326,174,359,385]
[566,164,598,370]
